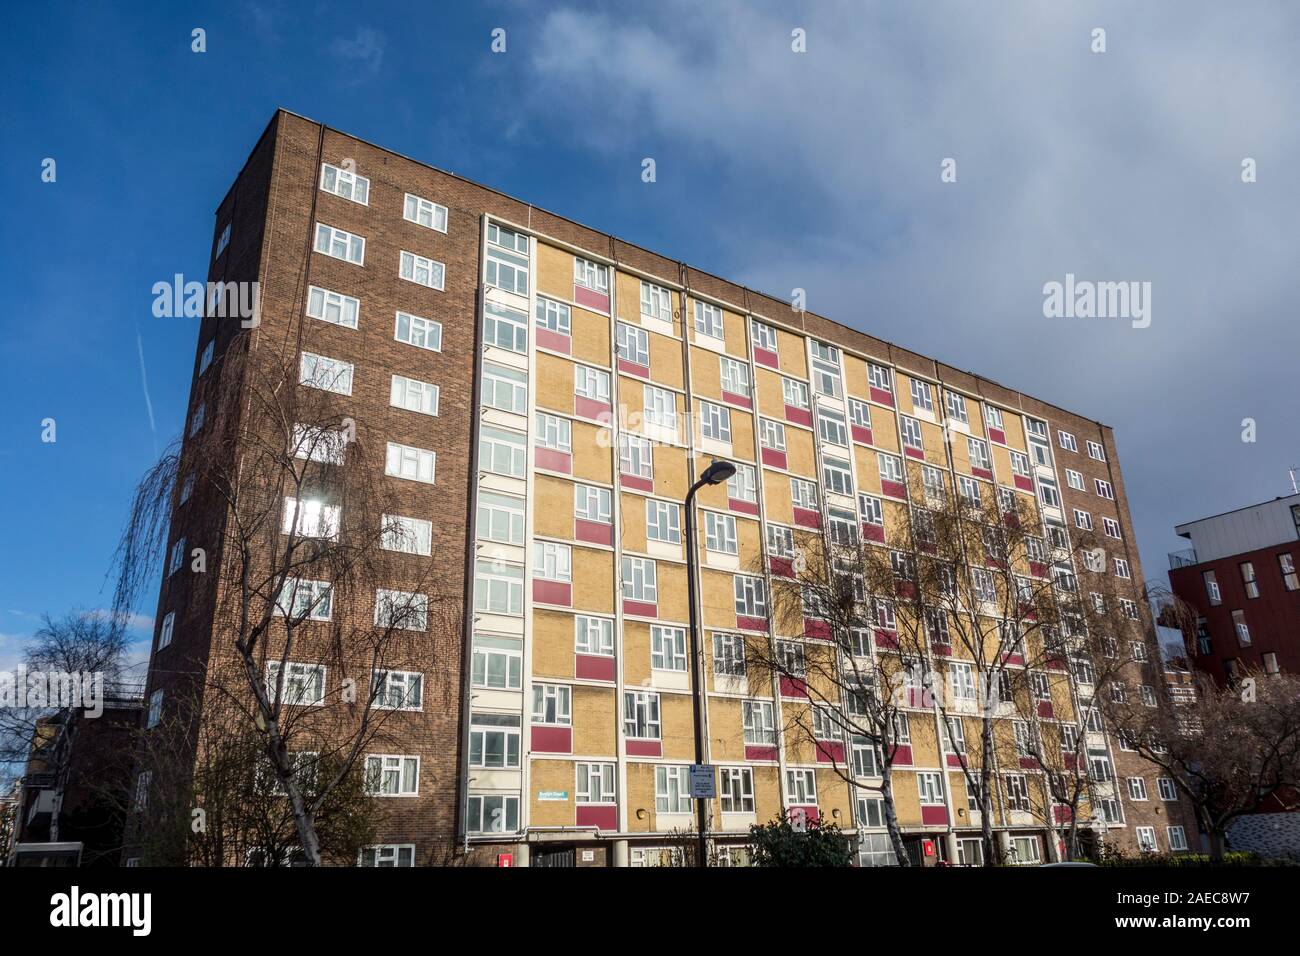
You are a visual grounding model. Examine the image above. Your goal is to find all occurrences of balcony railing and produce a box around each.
[1168,548,1199,570]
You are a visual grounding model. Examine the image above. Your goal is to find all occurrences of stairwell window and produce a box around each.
[314,223,365,264]
[809,341,842,398]
[486,223,529,294]
[198,339,215,374]
[468,715,521,769]
[215,222,231,259]
[168,537,187,576]
[477,493,525,545]
[480,426,525,477]
[474,560,523,616]
[403,193,448,232]
[319,162,369,204]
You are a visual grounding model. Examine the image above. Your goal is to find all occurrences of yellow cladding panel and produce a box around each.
[729,411,756,463]
[785,426,817,478]
[530,759,576,826]
[921,421,947,462]
[775,328,808,379]
[651,443,689,501]
[783,702,817,764]
[614,271,660,324]
[722,308,747,357]
[855,445,883,496]
[951,434,973,473]
[648,333,685,391]
[572,421,613,484]
[572,308,611,366]
[620,492,649,552]
[534,474,575,540]
[947,771,970,811]
[623,620,652,687]
[626,763,672,831]
[815,769,853,822]
[700,567,738,630]
[871,409,901,453]
[735,517,762,561]
[990,445,1014,480]
[843,354,870,400]
[574,548,615,615]
[906,710,940,766]
[573,685,617,756]
[533,608,576,680]
[763,475,794,525]
[536,352,575,415]
[751,765,783,824]
[655,560,690,623]
[690,346,722,397]
[959,398,987,441]
[536,242,574,301]
[891,769,923,825]
[1000,411,1028,451]
[755,368,786,419]
[706,696,746,760]
[661,692,697,761]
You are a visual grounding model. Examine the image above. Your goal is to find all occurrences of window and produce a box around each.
[617,322,649,366]
[1203,569,1221,604]
[1010,835,1042,864]
[1065,469,1084,490]
[319,162,368,204]
[713,632,746,677]
[485,222,529,294]
[476,492,525,545]
[720,767,755,812]
[1095,479,1115,500]
[535,413,571,452]
[276,578,333,622]
[646,500,682,544]
[532,684,572,726]
[944,390,969,424]
[1114,558,1131,579]
[306,286,359,329]
[197,341,215,377]
[1231,609,1251,646]
[809,341,842,398]
[390,374,440,417]
[468,714,521,769]
[859,493,884,527]
[727,464,758,504]
[575,485,612,524]
[365,755,420,795]
[1135,827,1157,853]
[760,417,787,452]
[168,537,186,575]
[360,845,416,868]
[917,771,944,805]
[1038,476,1061,509]
[372,670,423,711]
[782,377,810,410]
[957,476,982,508]
[640,281,672,322]
[576,365,612,404]
[922,466,946,507]
[133,771,151,811]
[535,296,571,336]
[622,556,658,603]
[655,766,692,813]
[1280,553,1299,590]
[786,769,817,805]
[472,636,522,689]
[623,691,661,739]
[402,192,448,231]
[474,559,523,615]
[878,452,904,486]
[720,357,751,398]
[705,511,738,554]
[644,385,677,427]
[743,699,776,745]
[1009,451,1031,478]
[767,524,795,559]
[967,437,991,471]
[187,401,206,437]
[651,626,688,671]
[818,408,848,447]
[852,737,882,778]
[901,416,924,451]
[374,589,429,631]
[574,257,609,294]
[147,689,163,728]
[314,223,364,264]
[1004,774,1030,812]
[1240,561,1259,599]
[479,426,525,477]
[482,362,527,414]
[1086,440,1106,461]
[943,717,966,755]
[483,301,527,352]
[399,250,445,290]
[385,442,436,484]
[909,379,934,413]
[157,611,175,650]
[282,497,340,540]
[694,300,723,338]
[1156,777,1178,802]
[576,763,616,804]
[848,400,871,432]
[868,362,893,394]
[299,352,353,395]
[822,457,853,496]
[750,320,777,353]
[1263,651,1280,674]
[575,616,615,657]
[1127,777,1148,801]
[700,401,732,442]
[1167,826,1188,852]
[533,541,572,583]
[215,222,230,258]
[1074,509,1093,531]
[1058,430,1077,452]
[734,575,767,618]
[620,435,653,480]
[971,568,996,603]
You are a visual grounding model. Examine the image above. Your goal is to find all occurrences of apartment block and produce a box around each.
[139,109,1195,866]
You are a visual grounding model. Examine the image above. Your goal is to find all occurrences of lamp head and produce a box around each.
[702,459,737,485]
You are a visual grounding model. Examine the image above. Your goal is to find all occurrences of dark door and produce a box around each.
[532,845,576,868]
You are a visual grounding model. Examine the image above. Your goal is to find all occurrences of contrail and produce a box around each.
[135,326,158,456]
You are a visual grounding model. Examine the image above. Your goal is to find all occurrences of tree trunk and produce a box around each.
[880,770,910,866]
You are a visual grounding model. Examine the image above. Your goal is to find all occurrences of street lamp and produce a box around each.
[684,458,736,868]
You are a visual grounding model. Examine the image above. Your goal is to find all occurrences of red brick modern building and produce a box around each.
[134,109,1196,865]
[1168,492,1300,685]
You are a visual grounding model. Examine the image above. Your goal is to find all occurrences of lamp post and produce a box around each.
[684,457,736,868]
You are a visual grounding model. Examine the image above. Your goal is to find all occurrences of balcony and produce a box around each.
[1168,548,1199,570]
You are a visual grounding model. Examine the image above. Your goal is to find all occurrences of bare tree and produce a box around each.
[111,327,458,865]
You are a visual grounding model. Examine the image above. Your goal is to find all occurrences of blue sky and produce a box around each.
[2,1,1297,677]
